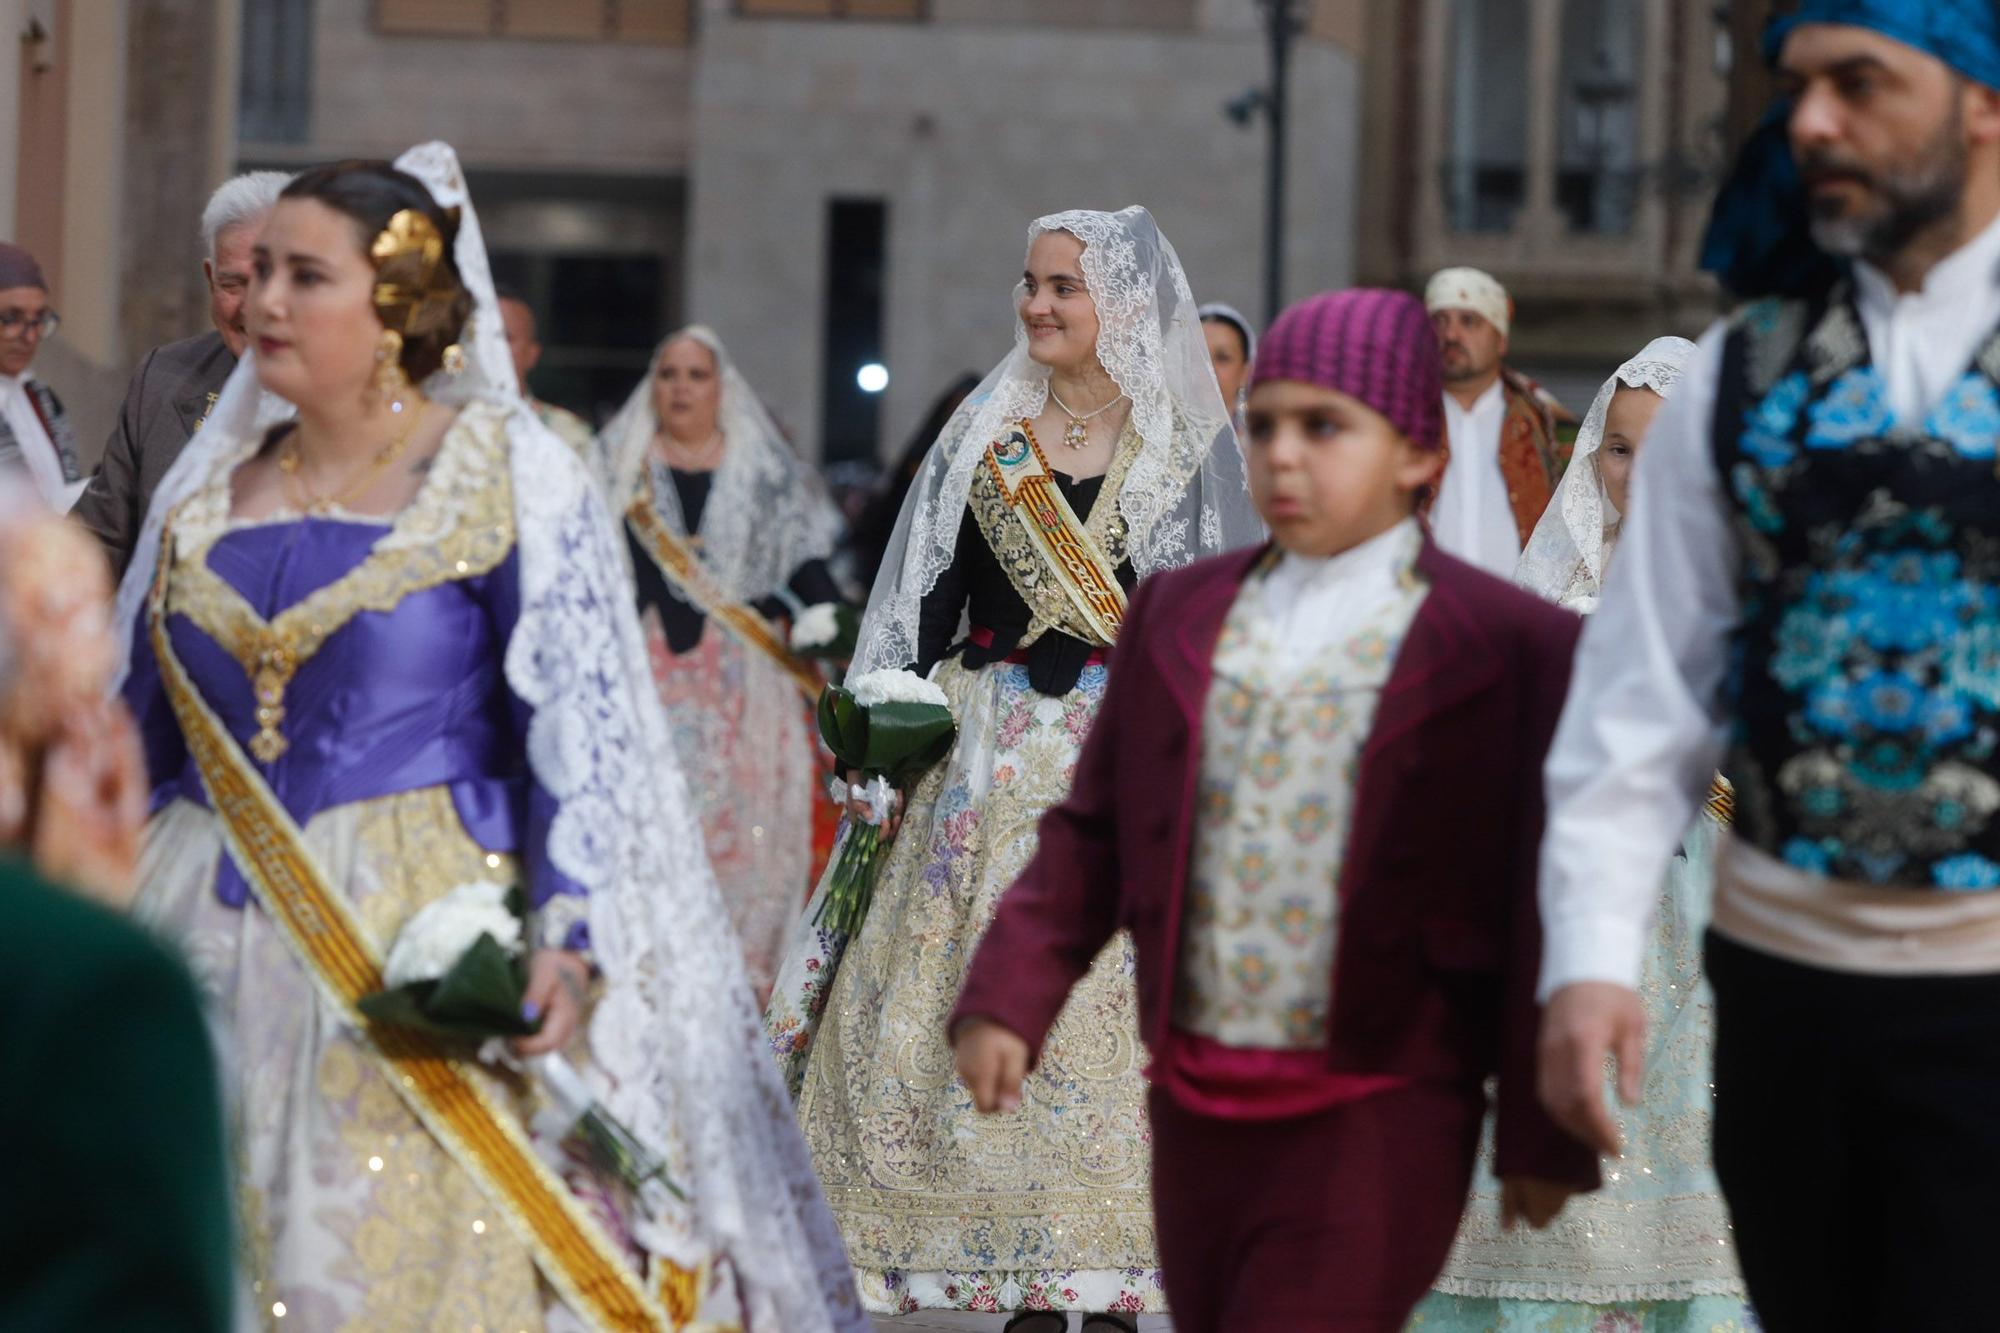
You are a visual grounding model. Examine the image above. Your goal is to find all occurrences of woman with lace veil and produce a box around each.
[1412,336,1755,1332]
[114,145,864,1332]
[764,207,1262,1322]
[595,325,844,1003]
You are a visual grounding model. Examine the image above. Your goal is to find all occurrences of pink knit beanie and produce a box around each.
[1250,288,1443,451]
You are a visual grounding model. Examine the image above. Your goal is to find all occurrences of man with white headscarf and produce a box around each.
[1424,267,1573,577]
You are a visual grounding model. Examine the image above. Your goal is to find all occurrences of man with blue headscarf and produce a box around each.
[1533,5,2000,1327]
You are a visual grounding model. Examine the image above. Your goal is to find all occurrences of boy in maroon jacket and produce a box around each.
[951,289,1599,1332]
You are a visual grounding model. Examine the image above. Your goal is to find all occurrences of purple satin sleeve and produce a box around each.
[122,607,189,818]
[136,519,589,952]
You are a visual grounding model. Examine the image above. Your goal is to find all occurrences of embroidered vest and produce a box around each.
[1713,287,2000,889]
[1173,541,1427,1047]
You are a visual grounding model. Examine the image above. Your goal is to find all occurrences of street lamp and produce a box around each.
[1224,0,1301,323]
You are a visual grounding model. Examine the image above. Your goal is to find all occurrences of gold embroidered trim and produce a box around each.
[1706,775,1735,827]
[625,469,822,701]
[147,557,686,1332]
[968,417,1138,650]
[165,408,516,761]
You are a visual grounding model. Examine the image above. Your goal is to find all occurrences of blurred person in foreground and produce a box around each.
[1538,4,2000,1326]
[0,478,233,1331]
[951,289,1595,1332]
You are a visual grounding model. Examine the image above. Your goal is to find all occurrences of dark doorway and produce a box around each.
[822,199,889,464]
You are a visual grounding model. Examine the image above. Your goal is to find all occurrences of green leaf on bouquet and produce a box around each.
[358,932,538,1041]
[862,701,957,779]
[817,685,869,768]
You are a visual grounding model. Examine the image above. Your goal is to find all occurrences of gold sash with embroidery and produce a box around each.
[982,421,1128,647]
[148,552,699,1331]
[625,476,823,701]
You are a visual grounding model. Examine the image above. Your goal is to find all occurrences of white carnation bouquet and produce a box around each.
[812,667,956,934]
[788,601,859,665]
[360,881,684,1204]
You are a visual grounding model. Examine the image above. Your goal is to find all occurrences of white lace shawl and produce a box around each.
[850,205,1265,678]
[1513,336,1697,613]
[595,326,842,605]
[110,141,865,1331]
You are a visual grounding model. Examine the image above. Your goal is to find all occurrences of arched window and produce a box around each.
[1557,0,1642,233]
[1442,0,1531,233]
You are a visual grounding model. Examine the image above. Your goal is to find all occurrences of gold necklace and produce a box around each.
[278,398,425,515]
[1047,386,1126,450]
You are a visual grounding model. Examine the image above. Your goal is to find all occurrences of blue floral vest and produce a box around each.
[1714,287,2000,890]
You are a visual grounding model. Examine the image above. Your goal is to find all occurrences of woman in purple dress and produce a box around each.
[113,144,863,1332]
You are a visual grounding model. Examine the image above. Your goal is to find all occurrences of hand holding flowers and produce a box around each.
[812,668,956,934]
[362,881,683,1201]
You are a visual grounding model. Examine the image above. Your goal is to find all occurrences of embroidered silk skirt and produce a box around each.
[1410,814,1755,1332]
[765,658,1163,1314]
[644,607,816,1006]
[136,787,735,1331]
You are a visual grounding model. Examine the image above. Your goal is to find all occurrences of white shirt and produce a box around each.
[1537,207,2000,999]
[0,372,76,510]
[1434,380,1521,578]
[1258,517,1423,677]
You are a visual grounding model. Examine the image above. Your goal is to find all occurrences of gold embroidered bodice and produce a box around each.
[967,416,1141,651]
[157,400,517,761]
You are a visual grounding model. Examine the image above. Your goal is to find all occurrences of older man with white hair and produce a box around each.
[72,170,289,577]
[1424,266,1574,578]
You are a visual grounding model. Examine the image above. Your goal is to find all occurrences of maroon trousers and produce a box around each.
[1149,1080,1484,1333]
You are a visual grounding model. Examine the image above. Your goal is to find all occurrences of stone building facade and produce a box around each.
[8,1,1782,466]
[5,0,1366,466]
[1352,0,1741,405]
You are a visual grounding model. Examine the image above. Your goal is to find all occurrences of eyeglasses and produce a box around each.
[0,309,59,338]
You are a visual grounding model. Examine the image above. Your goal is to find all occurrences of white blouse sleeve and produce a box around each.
[1536,322,1741,999]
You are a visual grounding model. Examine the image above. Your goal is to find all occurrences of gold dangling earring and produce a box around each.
[374,328,408,400]
[440,342,466,377]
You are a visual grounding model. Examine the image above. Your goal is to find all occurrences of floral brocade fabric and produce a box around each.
[1714,291,2000,889]
[1416,817,1751,1320]
[138,789,643,1331]
[1175,536,1425,1049]
[769,656,1163,1314]
[639,603,814,1006]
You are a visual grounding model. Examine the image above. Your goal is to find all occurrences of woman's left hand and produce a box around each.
[511,949,591,1055]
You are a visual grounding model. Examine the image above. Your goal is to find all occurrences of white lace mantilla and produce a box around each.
[113,140,865,1331]
[595,324,842,606]
[1514,336,1697,609]
[851,205,1262,677]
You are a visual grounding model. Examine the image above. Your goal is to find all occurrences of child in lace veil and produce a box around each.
[1417,332,1754,1330]
[1513,337,1697,612]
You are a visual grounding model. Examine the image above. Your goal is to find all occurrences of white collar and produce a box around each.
[1852,206,2000,318]
[1444,377,1505,421]
[1267,516,1419,593]
[0,370,34,392]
